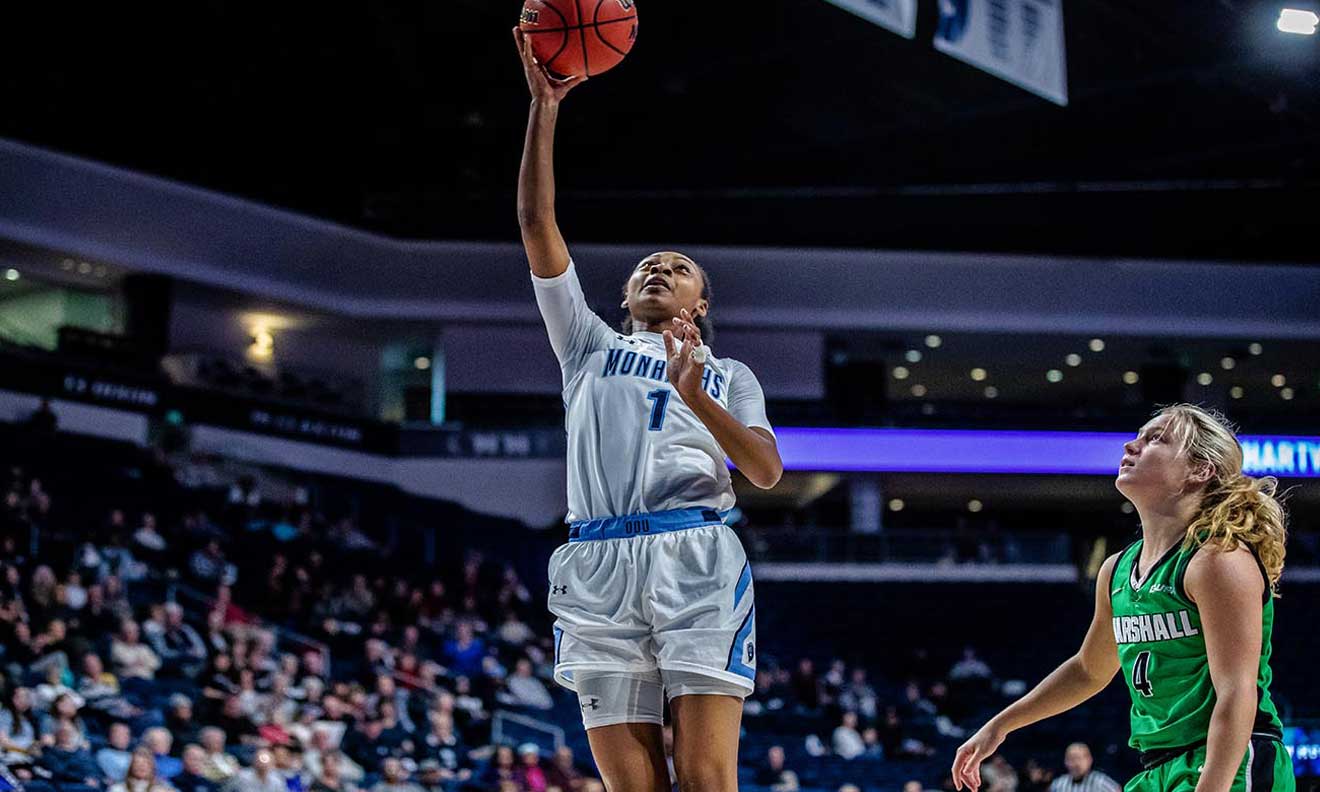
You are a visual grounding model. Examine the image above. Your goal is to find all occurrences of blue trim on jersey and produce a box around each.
[552,625,564,666]
[568,507,731,542]
[726,605,756,680]
[733,560,752,609]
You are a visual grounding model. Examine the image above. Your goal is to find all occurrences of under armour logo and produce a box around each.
[581,697,600,711]
[746,642,755,662]
[552,585,568,595]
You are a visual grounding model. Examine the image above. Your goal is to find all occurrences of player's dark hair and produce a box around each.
[620,259,714,342]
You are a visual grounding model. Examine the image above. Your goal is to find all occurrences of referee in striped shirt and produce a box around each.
[1049,743,1120,792]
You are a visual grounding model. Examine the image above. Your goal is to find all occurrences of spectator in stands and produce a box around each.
[517,743,549,792]
[754,745,800,792]
[838,785,861,792]
[1049,743,1119,792]
[110,620,161,684]
[838,667,878,721]
[544,746,600,792]
[311,753,356,792]
[109,748,171,792]
[903,781,924,792]
[370,758,423,792]
[140,728,182,780]
[1021,759,1055,792]
[38,721,101,790]
[34,663,84,712]
[229,749,286,792]
[832,711,865,760]
[79,653,141,722]
[167,695,201,748]
[478,746,519,790]
[39,692,90,745]
[303,729,355,783]
[499,658,552,711]
[198,728,240,782]
[949,647,992,681]
[792,658,823,712]
[173,745,220,792]
[496,611,535,647]
[131,514,167,564]
[25,398,58,436]
[96,723,134,783]
[981,754,1020,792]
[441,622,485,680]
[149,603,208,677]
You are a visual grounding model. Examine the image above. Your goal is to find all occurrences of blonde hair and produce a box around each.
[1156,404,1288,595]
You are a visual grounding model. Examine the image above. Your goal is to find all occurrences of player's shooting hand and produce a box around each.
[513,27,587,104]
[663,309,708,404]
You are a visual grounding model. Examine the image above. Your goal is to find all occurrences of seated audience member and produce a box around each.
[96,723,135,783]
[517,743,549,792]
[1,687,41,775]
[369,758,423,792]
[229,749,287,792]
[755,745,801,792]
[832,712,865,760]
[38,722,102,790]
[310,753,356,792]
[478,746,519,789]
[109,748,172,792]
[173,745,220,792]
[499,658,553,711]
[110,620,161,685]
[544,746,602,792]
[304,729,363,785]
[198,728,241,782]
[140,728,182,780]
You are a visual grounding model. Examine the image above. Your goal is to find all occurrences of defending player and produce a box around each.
[513,28,783,792]
[952,404,1293,792]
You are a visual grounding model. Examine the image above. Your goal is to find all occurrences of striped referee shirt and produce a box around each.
[1050,771,1121,792]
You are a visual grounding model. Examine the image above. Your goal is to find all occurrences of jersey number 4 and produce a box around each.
[646,389,671,431]
[1131,650,1155,698]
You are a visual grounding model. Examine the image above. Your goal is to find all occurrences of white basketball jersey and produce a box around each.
[532,262,775,522]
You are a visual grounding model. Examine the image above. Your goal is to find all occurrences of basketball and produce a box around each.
[518,0,638,79]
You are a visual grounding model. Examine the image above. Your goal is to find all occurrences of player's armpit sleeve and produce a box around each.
[531,260,617,373]
[726,360,775,437]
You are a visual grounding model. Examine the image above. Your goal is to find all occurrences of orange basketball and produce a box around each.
[518,0,639,79]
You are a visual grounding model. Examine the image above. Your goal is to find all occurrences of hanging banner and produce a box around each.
[822,0,917,39]
[933,0,1068,106]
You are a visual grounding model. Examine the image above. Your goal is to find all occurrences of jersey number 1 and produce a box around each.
[1131,650,1155,698]
[646,389,671,431]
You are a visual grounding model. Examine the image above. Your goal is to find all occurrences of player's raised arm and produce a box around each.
[951,554,1123,792]
[514,28,586,280]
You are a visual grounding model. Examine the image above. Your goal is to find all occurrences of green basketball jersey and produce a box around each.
[1109,539,1283,752]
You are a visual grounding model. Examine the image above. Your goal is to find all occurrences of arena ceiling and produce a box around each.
[2,1,1317,262]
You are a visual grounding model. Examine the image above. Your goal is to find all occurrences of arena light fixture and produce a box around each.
[1248,343,1264,356]
[1221,357,1236,370]
[967,499,984,513]
[1197,372,1214,386]
[1046,369,1063,383]
[1272,374,1287,388]
[910,384,928,397]
[892,366,910,380]
[249,328,275,361]
[984,386,999,399]
[904,349,923,364]
[3,268,18,281]
[1065,353,1082,367]
[970,367,987,381]
[924,334,943,349]
[414,356,432,371]
[1281,387,1296,401]
[1230,386,1245,400]
[1089,338,1105,352]
[888,498,905,512]
[1123,371,1140,385]
[1278,8,1319,34]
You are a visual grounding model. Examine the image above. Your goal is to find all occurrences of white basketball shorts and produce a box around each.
[547,507,757,696]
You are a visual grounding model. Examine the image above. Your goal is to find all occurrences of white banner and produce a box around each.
[933,0,1068,106]
[821,0,917,39]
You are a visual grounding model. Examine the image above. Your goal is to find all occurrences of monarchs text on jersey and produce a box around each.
[532,262,774,521]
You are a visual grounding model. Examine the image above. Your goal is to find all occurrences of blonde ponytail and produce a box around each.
[1157,404,1289,595]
